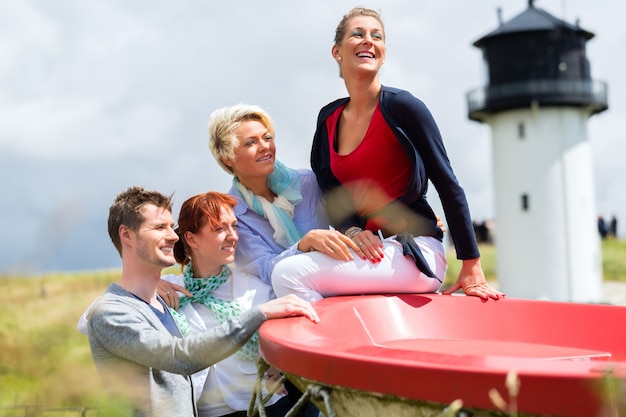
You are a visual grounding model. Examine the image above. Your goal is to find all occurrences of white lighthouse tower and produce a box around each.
[467,1,608,302]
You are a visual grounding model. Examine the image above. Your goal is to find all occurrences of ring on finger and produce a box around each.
[358,242,365,247]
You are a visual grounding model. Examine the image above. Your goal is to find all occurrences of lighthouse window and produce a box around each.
[517,122,525,139]
[521,194,529,211]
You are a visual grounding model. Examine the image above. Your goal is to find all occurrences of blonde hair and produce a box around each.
[208,104,276,175]
[334,7,384,46]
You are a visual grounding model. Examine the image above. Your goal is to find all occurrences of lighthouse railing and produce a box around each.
[467,79,608,118]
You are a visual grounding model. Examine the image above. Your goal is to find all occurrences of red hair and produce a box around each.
[174,192,237,266]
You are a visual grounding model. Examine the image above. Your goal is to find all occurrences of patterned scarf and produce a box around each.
[169,263,259,362]
[234,160,304,248]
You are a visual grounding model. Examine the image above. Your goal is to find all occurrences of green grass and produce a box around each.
[444,239,626,286]
[601,238,626,281]
[0,270,119,410]
[444,242,497,287]
[0,241,623,410]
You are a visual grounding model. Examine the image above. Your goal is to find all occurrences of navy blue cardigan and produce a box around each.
[310,85,479,260]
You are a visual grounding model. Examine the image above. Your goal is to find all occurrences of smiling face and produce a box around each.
[332,15,386,79]
[132,203,179,270]
[185,205,238,277]
[225,120,276,184]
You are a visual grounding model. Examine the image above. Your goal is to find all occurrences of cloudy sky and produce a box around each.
[1,0,624,273]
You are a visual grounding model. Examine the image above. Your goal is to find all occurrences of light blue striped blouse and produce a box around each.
[229,169,329,285]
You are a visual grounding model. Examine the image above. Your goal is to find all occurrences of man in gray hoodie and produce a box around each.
[86,186,319,417]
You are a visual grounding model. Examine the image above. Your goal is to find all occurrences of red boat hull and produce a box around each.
[259,294,626,416]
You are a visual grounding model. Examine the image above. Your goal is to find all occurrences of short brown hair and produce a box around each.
[108,186,174,256]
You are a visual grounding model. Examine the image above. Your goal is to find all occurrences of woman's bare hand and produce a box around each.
[436,215,446,233]
[443,258,505,300]
[157,279,193,310]
[265,366,287,396]
[349,229,384,263]
[297,229,360,261]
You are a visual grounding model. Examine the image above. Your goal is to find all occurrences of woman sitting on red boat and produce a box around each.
[282,7,503,302]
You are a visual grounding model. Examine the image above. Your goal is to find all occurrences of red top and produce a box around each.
[326,103,411,231]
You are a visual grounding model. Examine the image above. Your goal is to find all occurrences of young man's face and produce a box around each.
[133,203,178,269]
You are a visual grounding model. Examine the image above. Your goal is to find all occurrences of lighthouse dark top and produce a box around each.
[467,0,608,122]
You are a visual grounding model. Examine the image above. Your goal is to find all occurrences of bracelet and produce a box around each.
[344,226,364,239]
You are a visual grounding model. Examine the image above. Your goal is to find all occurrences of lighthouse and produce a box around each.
[466,1,608,302]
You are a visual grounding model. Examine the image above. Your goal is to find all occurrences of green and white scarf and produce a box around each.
[169,263,259,362]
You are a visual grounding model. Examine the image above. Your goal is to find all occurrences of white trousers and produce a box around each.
[271,236,447,302]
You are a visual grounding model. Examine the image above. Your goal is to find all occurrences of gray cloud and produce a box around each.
[1,0,624,272]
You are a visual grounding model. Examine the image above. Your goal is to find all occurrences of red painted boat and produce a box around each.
[259,294,626,416]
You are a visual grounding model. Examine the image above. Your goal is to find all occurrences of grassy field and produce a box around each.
[444,238,626,286]
[0,240,624,412]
